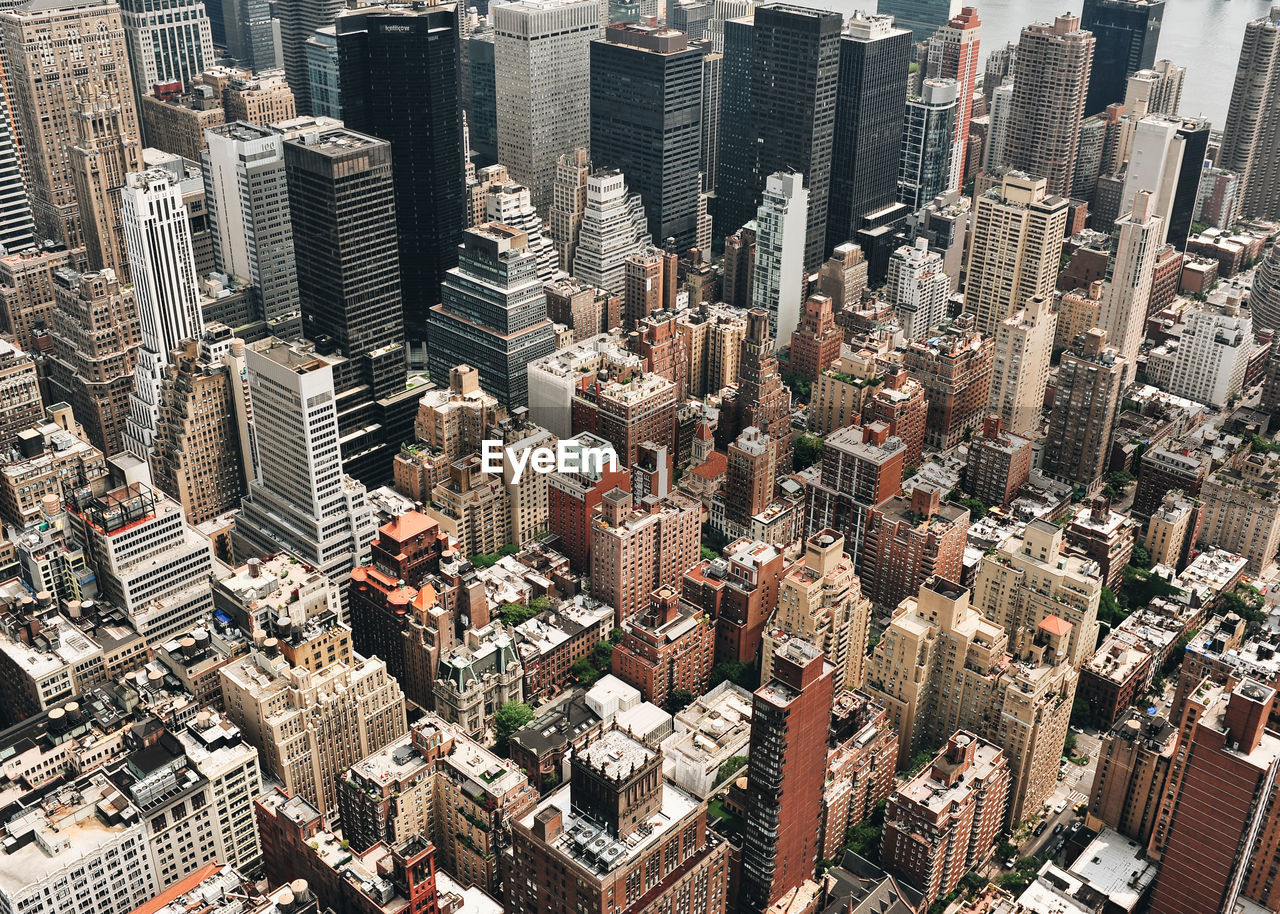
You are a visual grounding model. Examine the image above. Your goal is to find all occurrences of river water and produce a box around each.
[805,0,1277,128]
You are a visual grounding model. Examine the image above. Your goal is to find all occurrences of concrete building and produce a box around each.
[751,171,808,343]
[1042,329,1126,493]
[682,538,786,668]
[1133,445,1208,519]
[789,294,843,380]
[591,487,700,625]
[434,624,524,741]
[1087,709,1177,846]
[0,96,34,256]
[68,83,143,282]
[1166,297,1253,408]
[571,170,651,295]
[1220,8,1280,220]
[867,577,1078,823]
[661,681,752,798]
[1144,490,1197,571]
[973,518,1104,668]
[863,488,969,613]
[886,238,949,340]
[802,423,904,565]
[493,0,601,212]
[1098,191,1161,384]
[818,690,898,862]
[572,367,676,468]
[963,173,1067,336]
[881,732,1010,907]
[1197,450,1280,575]
[864,368,928,469]
[1065,498,1136,590]
[1006,14,1095,198]
[987,293,1054,439]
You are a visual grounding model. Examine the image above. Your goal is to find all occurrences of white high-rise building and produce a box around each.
[1098,190,1161,386]
[1126,60,1184,118]
[988,292,1055,439]
[886,237,950,339]
[1120,116,1186,246]
[484,181,558,281]
[122,167,204,463]
[494,0,601,212]
[0,94,33,255]
[173,713,264,874]
[203,123,301,338]
[119,0,214,90]
[752,171,808,342]
[982,81,1014,171]
[571,169,649,294]
[1167,294,1253,409]
[232,338,377,620]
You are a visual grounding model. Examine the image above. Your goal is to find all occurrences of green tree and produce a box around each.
[1070,697,1092,728]
[1064,731,1078,757]
[1130,543,1152,570]
[794,434,825,471]
[716,755,749,786]
[530,595,551,614]
[954,496,989,521]
[701,546,720,561]
[571,657,601,685]
[494,701,534,754]
[497,601,540,627]
[782,373,812,402]
[709,661,759,691]
[592,639,614,670]
[664,689,695,714]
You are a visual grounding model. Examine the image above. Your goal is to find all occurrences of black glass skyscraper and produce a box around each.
[1080,0,1163,115]
[590,24,704,249]
[826,13,911,254]
[875,0,956,41]
[715,14,756,237]
[749,3,842,271]
[1168,117,1210,251]
[337,4,466,365]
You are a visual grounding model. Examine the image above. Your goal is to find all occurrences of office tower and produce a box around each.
[68,85,142,282]
[863,487,968,612]
[204,124,301,340]
[221,643,406,816]
[869,577,1078,823]
[1125,59,1183,116]
[698,43,722,193]
[714,14,755,236]
[1166,118,1209,248]
[1121,115,1205,249]
[827,12,911,256]
[987,293,1054,439]
[898,78,958,211]
[819,241,869,310]
[1081,0,1164,115]
[304,26,340,118]
[0,0,138,246]
[591,487,701,625]
[973,519,1102,668]
[338,5,466,359]
[507,728,730,914]
[550,148,591,271]
[1194,166,1242,231]
[571,169,650,294]
[669,0,711,39]
[0,95,34,255]
[1098,190,1160,382]
[751,172,807,342]
[762,529,870,692]
[275,0,343,114]
[47,269,140,456]
[0,342,43,451]
[483,183,557,281]
[150,338,253,526]
[428,225,556,409]
[722,223,755,309]
[1166,297,1253,408]
[622,247,664,327]
[120,168,203,463]
[590,24,703,248]
[789,294,842,380]
[926,6,980,190]
[875,0,958,41]
[1042,329,1125,492]
[66,482,215,644]
[802,422,904,564]
[984,41,1016,100]
[1007,15,1095,198]
[750,4,842,270]
[224,0,281,71]
[964,173,1067,336]
[119,0,213,90]
[903,314,994,450]
[1218,10,1280,218]
[494,0,601,212]
[1149,680,1279,914]
[741,638,833,914]
[982,80,1013,170]
[463,28,499,169]
[881,733,1010,908]
[886,238,948,339]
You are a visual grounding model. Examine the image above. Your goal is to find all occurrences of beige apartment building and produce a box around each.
[988,293,1055,439]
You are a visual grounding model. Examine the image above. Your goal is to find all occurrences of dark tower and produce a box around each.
[826,13,912,254]
[714,14,756,236]
[1167,117,1210,251]
[590,24,704,249]
[337,4,466,365]
[1080,0,1164,116]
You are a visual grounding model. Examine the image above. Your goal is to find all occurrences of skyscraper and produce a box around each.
[68,83,143,282]
[1098,190,1161,383]
[926,6,980,190]
[827,10,911,256]
[698,42,722,194]
[714,13,756,235]
[0,0,139,246]
[988,293,1055,440]
[897,78,958,211]
[204,123,301,340]
[275,0,344,114]
[119,0,214,90]
[121,167,204,464]
[750,4,841,270]
[1007,14,1095,198]
[1080,0,1164,116]
[494,0,601,212]
[741,638,833,914]
[223,0,281,72]
[1120,115,1206,249]
[1041,328,1125,492]
[875,0,958,41]
[0,96,34,255]
[964,173,1068,336]
[337,4,467,362]
[1221,8,1280,221]
[590,24,703,248]
[427,225,556,409]
[751,172,808,343]
[886,238,949,339]
[571,169,650,295]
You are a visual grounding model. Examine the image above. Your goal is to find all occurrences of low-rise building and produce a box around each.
[611,586,714,707]
[660,681,753,798]
[514,595,613,701]
[433,624,523,742]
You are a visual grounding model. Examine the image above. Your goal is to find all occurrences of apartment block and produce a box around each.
[611,586,714,707]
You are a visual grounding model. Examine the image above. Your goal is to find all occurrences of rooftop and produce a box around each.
[578,728,655,780]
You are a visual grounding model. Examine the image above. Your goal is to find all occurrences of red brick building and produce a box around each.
[964,415,1034,507]
[591,488,701,625]
[864,367,928,468]
[548,431,631,572]
[862,487,970,610]
[572,369,677,467]
[611,587,715,707]
[901,313,994,451]
[683,538,786,667]
[819,690,899,861]
[788,293,843,380]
